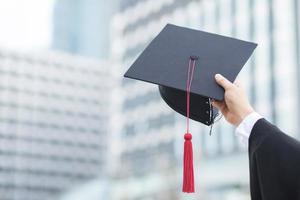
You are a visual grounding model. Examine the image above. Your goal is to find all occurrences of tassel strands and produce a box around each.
[182,133,195,192]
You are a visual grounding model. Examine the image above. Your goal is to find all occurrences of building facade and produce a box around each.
[0,50,111,200]
[52,0,118,59]
[109,0,300,199]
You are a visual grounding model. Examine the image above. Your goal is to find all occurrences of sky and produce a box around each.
[0,0,54,51]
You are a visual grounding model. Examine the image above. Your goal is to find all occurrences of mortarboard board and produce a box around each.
[124,24,257,126]
[124,23,257,193]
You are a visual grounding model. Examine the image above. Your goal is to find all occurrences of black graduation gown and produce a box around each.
[249,118,300,200]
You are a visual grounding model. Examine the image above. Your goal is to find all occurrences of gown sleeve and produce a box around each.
[248,118,300,200]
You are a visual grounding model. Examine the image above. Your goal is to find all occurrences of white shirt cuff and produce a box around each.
[235,112,263,145]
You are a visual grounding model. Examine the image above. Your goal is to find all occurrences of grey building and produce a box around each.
[0,50,111,200]
[49,0,300,199]
[109,0,300,199]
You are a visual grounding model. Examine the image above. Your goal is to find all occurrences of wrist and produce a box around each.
[235,112,263,145]
[237,107,255,125]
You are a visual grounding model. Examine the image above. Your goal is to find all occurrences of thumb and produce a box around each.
[234,80,241,86]
[215,74,234,90]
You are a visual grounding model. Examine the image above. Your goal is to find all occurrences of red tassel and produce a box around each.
[182,133,195,193]
[182,57,196,193]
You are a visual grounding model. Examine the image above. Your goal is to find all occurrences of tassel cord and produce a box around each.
[182,57,196,193]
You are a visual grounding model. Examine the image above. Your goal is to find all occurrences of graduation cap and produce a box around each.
[124,23,257,193]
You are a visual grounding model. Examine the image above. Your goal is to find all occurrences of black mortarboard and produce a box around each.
[124,23,257,193]
[124,23,257,126]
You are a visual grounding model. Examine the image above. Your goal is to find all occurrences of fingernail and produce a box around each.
[215,74,221,80]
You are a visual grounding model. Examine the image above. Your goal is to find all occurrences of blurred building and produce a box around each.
[52,0,118,59]
[109,1,194,199]
[50,0,300,199]
[0,50,111,200]
[109,0,300,200]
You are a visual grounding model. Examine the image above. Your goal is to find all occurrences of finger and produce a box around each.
[211,100,226,112]
[215,74,234,90]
